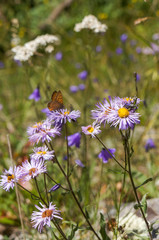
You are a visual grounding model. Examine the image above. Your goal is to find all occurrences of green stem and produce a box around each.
[17,183,40,200]
[44,173,49,205]
[126,141,152,240]
[65,124,70,177]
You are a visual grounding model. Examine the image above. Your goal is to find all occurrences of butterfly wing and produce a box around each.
[48,90,64,111]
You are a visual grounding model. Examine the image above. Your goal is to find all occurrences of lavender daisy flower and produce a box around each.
[31,202,62,233]
[48,109,81,125]
[75,159,85,167]
[78,84,85,91]
[144,139,156,152]
[41,108,51,117]
[27,122,43,136]
[78,70,88,80]
[67,132,81,148]
[70,85,79,93]
[81,122,101,137]
[55,51,63,61]
[91,97,118,125]
[107,102,140,130]
[98,148,116,163]
[49,184,61,192]
[0,166,21,192]
[116,47,123,55]
[120,33,128,43]
[20,159,47,181]
[28,88,41,102]
[30,146,54,161]
[28,119,61,144]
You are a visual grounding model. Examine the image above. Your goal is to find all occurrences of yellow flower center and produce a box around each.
[42,209,53,218]
[7,174,14,182]
[87,126,94,133]
[123,97,133,102]
[64,111,70,115]
[37,151,46,155]
[33,122,42,128]
[118,107,129,118]
[29,168,36,175]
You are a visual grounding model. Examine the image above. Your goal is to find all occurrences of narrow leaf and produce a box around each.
[136,178,153,189]
[99,213,111,240]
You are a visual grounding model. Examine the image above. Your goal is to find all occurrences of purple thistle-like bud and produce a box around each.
[28,88,41,102]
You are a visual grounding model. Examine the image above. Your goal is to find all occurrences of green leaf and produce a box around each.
[136,178,153,189]
[99,213,111,240]
[141,194,147,215]
[68,224,79,240]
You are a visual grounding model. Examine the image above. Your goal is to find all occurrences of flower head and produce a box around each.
[144,139,156,152]
[98,148,116,163]
[67,132,81,148]
[30,146,54,161]
[78,70,88,80]
[48,109,81,125]
[28,119,61,144]
[74,14,107,33]
[28,88,41,102]
[107,101,140,130]
[75,159,85,168]
[20,159,47,182]
[31,202,62,233]
[116,47,123,55]
[120,33,128,43]
[55,51,63,61]
[0,166,21,192]
[78,84,85,91]
[81,122,101,137]
[70,85,79,93]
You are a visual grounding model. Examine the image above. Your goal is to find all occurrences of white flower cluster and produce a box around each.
[11,34,60,62]
[74,15,107,33]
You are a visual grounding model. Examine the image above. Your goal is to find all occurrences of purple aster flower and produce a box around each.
[67,132,81,148]
[75,159,85,167]
[98,148,116,163]
[70,85,79,93]
[78,70,88,80]
[96,45,102,52]
[116,47,123,55]
[78,84,85,91]
[144,139,156,152]
[107,101,140,130]
[31,202,62,233]
[28,88,41,102]
[0,166,21,192]
[0,61,4,69]
[28,119,61,144]
[136,47,142,54]
[81,122,101,137]
[91,96,118,125]
[120,33,128,43]
[48,109,81,125]
[49,184,61,192]
[19,159,47,182]
[27,122,43,136]
[30,146,54,161]
[55,51,63,61]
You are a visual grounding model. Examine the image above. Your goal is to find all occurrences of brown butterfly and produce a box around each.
[48,90,64,111]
